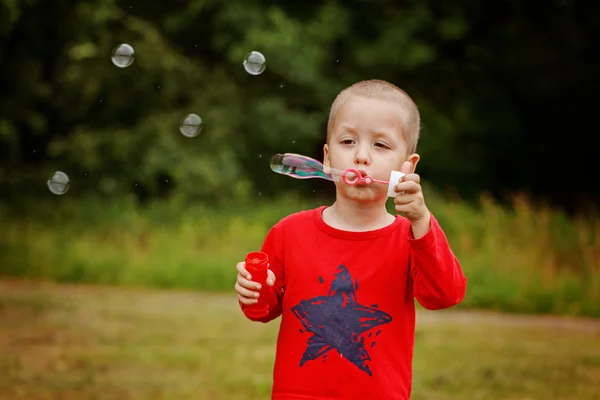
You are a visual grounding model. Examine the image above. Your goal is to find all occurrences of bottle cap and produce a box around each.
[246,251,268,267]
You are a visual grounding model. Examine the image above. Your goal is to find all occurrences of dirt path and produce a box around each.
[2,278,598,331]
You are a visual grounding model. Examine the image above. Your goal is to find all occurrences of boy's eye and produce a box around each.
[341,139,354,145]
[375,142,390,149]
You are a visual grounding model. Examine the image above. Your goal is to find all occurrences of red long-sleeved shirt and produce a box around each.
[240,206,467,400]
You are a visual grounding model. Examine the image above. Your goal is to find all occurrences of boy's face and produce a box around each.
[323,96,419,204]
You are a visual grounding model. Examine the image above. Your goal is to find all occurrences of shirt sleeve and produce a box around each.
[408,213,467,310]
[240,222,286,322]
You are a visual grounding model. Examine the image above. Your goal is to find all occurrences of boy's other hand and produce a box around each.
[394,161,431,238]
[235,261,276,305]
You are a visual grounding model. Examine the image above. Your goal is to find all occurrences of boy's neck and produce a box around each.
[323,199,395,232]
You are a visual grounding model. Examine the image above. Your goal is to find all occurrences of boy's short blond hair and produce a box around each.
[326,79,421,154]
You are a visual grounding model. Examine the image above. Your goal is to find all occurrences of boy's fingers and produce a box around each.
[401,173,420,183]
[237,274,262,290]
[395,204,414,214]
[396,180,420,193]
[236,261,251,279]
[237,293,257,305]
[394,193,416,205]
[267,270,276,286]
[235,282,260,299]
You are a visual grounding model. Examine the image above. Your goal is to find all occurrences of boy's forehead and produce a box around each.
[333,97,408,136]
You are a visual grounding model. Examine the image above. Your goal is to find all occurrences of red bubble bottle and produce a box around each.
[244,251,271,319]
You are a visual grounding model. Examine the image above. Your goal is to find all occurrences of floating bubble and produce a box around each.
[243,51,266,75]
[270,153,340,181]
[179,113,202,138]
[47,171,70,195]
[111,44,135,68]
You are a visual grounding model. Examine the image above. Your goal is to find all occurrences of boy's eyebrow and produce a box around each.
[336,124,400,141]
[371,130,395,138]
[338,125,391,135]
[337,124,357,133]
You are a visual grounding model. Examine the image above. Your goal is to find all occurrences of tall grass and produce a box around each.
[1,187,598,317]
[428,191,599,317]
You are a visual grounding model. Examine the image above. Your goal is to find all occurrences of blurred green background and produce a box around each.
[1,1,599,399]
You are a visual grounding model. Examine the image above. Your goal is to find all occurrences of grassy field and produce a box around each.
[0,279,599,400]
[1,188,599,317]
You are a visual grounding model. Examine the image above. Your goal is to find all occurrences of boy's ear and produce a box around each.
[323,143,330,166]
[322,144,331,174]
[407,153,420,173]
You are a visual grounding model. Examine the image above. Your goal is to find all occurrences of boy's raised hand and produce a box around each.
[394,161,431,239]
[235,261,276,305]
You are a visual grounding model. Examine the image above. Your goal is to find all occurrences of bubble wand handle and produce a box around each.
[340,168,405,198]
[342,168,389,185]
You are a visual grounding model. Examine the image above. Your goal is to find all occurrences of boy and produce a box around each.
[234,79,467,399]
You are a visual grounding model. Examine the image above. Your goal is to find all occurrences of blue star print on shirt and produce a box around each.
[291,265,392,376]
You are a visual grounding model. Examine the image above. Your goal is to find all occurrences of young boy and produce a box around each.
[234,79,467,400]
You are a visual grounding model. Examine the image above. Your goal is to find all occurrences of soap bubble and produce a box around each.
[179,113,202,138]
[47,171,70,195]
[111,44,135,68]
[243,51,266,75]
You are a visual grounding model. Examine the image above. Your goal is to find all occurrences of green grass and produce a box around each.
[0,187,598,317]
[0,280,599,399]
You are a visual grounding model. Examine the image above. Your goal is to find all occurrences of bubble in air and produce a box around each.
[179,113,202,138]
[270,153,333,181]
[111,44,135,68]
[243,51,266,75]
[47,171,70,195]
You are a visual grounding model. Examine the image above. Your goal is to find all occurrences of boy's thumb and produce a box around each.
[400,161,412,175]
[267,270,277,285]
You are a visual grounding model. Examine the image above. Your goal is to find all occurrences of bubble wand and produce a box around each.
[270,153,405,197]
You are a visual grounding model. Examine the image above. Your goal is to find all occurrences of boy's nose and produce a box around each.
[354,146,370,166]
